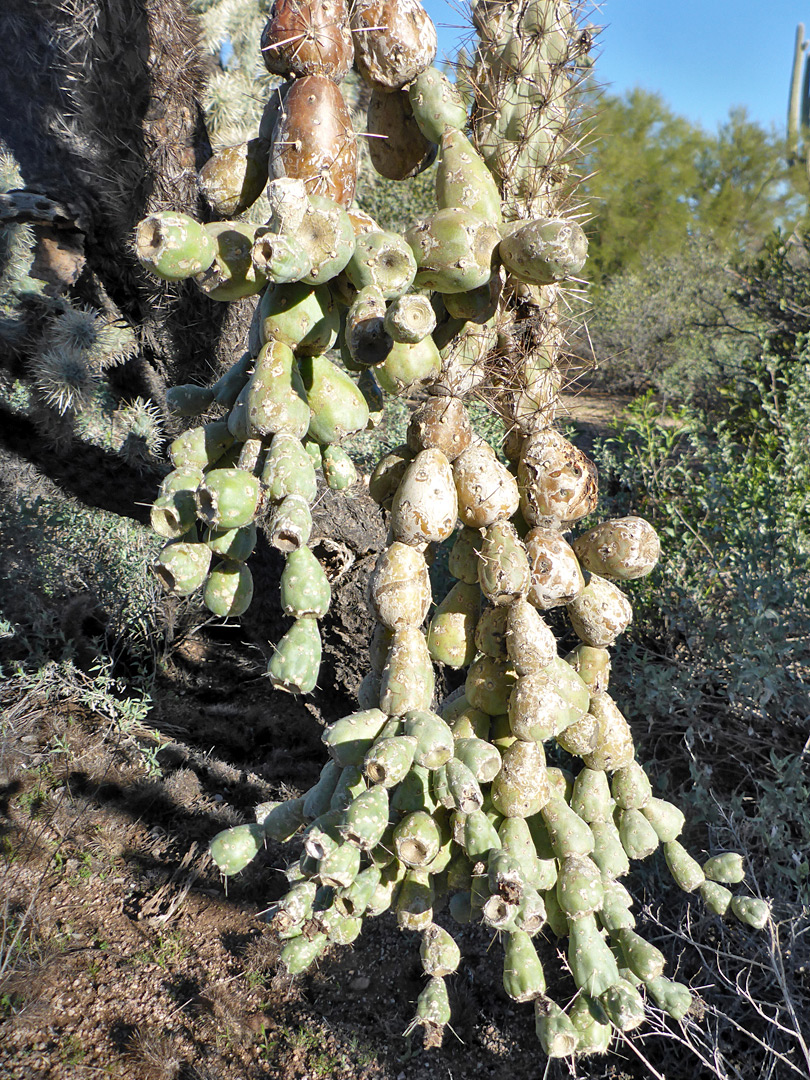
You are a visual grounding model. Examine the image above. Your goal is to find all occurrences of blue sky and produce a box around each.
[423,0,807,134]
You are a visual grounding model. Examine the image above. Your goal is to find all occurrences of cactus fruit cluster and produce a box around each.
[136,0,770,1057]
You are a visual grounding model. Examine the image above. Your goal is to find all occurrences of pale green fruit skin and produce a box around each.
[243,340,310,439]
[615,928,666,982]
[210,822,265,875]
[322,444,357,489]
[267,494,313,553]
[453,443,520,528]
[204,560,254,617]
[258,281,339,354]
[196,220,267,301]
[664,839,705,892]
[402,711,455,770]
[170,420,233,470]
[490,739,549,818]
[205,523,257,561]
[379,627,435,716]
[375,336,442,396]
[535,999,577,1058]
[345,230,417,299]
[408,66,468,142]
[323,709,388,768]
[267,617,322,694]
[703,852,745,884]
[557,854,604,918]
[406,207,500,294]
[261,434,318,503]
[499,217,588,286]
[135,211,217,280]
[368,541,431,629]
[300,354,369,445]
[571,516,660,581]
[154,541,211,596]
[731,895,770,929]
[567,912,621,997]
[508,657,590,743]
[503,929,546,1002]
[280,546,331,618]
[436,129,503,223]
[427,581,480,669]
[196,468,261,530]
[420,923,461,976]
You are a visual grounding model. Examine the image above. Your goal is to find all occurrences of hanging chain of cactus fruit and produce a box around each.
[135,0,770,1057]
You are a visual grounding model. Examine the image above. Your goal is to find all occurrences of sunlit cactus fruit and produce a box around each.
[196,468,261,531]
[589,819,630,880]
[618,807,660,862]
[465,654,517,716]
[518,429,598,527]
[569,994,612,1056]
[199,139,269,218]
[194,221,267,302]
[153,541,211,596]
[645,975,693,1021]
[368,541,431,628]
[243,340,310,439]
[541,795,595,860]
[280,546,331,618]
[448,526,484,584]
[135,211,216,281]
[730,895,770,930]
[409,65,468,142]
[267,616,322,694]
[345,230,418,300]
[499,217,588,285]
[408,396,473,461]
[280,932,328,975]
[295,195,357,286]
[508,657,590,742]
[570,767,612,824]
[535,998,577,1058]
[321,444,356,489]
[390,448,458,545]
[204,560,254,617]
[524,527,585,609]
[262,434,318,503]
[251,230,314,284]
[260,0,354,80]
[567,573,633,648]
[379,626,435,715]
[453,443,520,527]
[664,839,706,893]
[703,852,746,884]
[267,493,313,551]
[478,520,531,606]
[258,797,307,842]
[490,739,549,818]
[384,292,437,344]
[436,129,503,224]
[420,923,461,976]
[565,644,611,692]
[396,868,434,931]
[375,335,442,395]
[210,823,265,876]
[406,207,501,294]
[350,0,437,91]
[598,978,646,1033]
[300,354,369,443]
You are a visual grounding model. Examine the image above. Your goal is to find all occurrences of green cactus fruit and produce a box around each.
[303,760,343,821]
[703,853,745,884]
[205,523,257,562]
[443,270,502,323]
[567,574,633,649]
[375,335,443,396]
[488,848,527,900]
[393,810,442,868]
[170,420,233,470]
[408,66,468,142]
[427,581,480,669]
[199,137,269,217]
[542,885,570,938]
[345,230,417,299]
[501,930,546,1002]
[599,879,636,932]
[151,467,203,539]
[645,976,693,1021]
[617,807,660,862]
[541,796,595,859]
[730,896,770,930]
[368,445,414,511]
[557,854,604,918]
[280,546,331,619]
[465,655,517,716]
[581,694,636,773]
[195,221,266,301]
[340,783,390,850]
[258,797,307,841]
[323,709,388,767]
[518,430,598,528]
[320,907,363,945]
[497,817,540,888]
[700,879,733,917]
[363,735,418,788]
[402,711,455,770]
[475,605,509,659]
[300,354,369,444]
[478,520,531,606]
[611,761,652,810]
[569,994,612,1057]
[335,865,382,918]
[166,383,215,417]
[153,540,211,596]
[317,840,362,888]
[454,736,502,784]
[134,211,217,281]
[212,352,254,410]
[640,797,685,843]
[599,978,646,1032]
[251,230,314,284]
[564,645,611,693]
[406,207,500,294]
[413,974,451,1036]
[571,516,660,581]
[330,766,366,813]
[440,690,490,737]
[448,526,483,585]
[567,913,621,998]
[546,768,574,803]
[514,886,548,935]
[366,859,406,916]
[243,340,313,439]
[391,447,458,545]
[508,657,590,743]
[453,443,520,529]
[504,599,556,676]
[261,433,318,503]
[383,293,437,344]
[436,129,502,224]
[590,820,630,881]
[210,822,265,876]
[391,763,438,816]
[279,932,328,974]
[664,840,705,892]
[258,281,339,354]
[499,217,588,286]
[322,444,357,490]
[203,560,254,617]
[615,928,666,982]
[196,468,261,531]
[293,195,357,286]
[571,768,613,824]
[396,869,434,932]
[267,616,322,694]
[534,998,578,1057]
[379,625,435,716]
[267,494,313,553]
[444,758,484,814]
[345,285,391,368]
[272,880,317,932]
[420,924,461,976]
[491,740,550,819]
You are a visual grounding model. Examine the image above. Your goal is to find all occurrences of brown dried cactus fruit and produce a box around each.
[351,0,437,91]
[452,442,520,528]
[407,396,472,462]
[261,0,354,80]
[367,88,438,180]
[518,429,598,527]
[524,527,584,610]
[567,574,633,648]
[270,75,357,207]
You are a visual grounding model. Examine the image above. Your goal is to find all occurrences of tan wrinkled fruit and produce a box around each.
[380,626,435,715]
[567,574,633,647]
[407,396,472,462]
[391,448,458,546]
[368,541,431,628]
[571,516,660,581]
[524,527,584,610]
[453,442,520,528]
[351,0,437,91]
[518,429,598,527]
[490,740,549,818]
[581,693,636,772]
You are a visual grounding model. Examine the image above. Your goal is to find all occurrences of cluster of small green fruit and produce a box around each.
[134,0,769,1056]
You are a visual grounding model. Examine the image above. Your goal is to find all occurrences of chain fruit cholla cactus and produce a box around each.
[136,0,770,1057]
